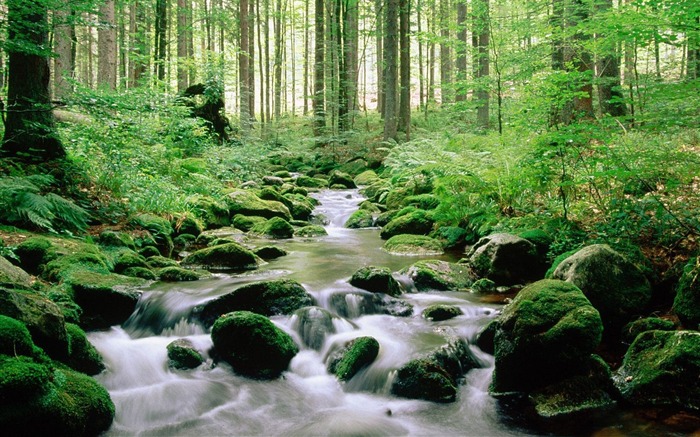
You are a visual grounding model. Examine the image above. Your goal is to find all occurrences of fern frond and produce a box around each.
[45,193,90,232]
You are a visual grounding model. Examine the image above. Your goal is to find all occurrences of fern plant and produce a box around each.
[0,175,89,234]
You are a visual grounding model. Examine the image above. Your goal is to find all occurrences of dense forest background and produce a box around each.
[0,0,699,272]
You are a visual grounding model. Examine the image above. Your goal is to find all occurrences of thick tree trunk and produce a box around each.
[177,0,189,92]
[383,0,399,140]
[98,0,117,89]
[239,0,252,131]
[312,0,326,137]
[154,0,167,81]
[596,0,626,117]
[397,0,411,136]
[54,8,75,99]
[2,0,64,160]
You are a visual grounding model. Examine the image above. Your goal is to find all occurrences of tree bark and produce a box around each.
[54,8,75,99]
[2,0,64,160]
[303,0,310,114]
[397,0,411,136]
[312,0,326,138]
[473,0,489,129]
[154,0,168,81]
[455,0,468,102]
[383,0,399,140]
[98,0,117,89]
[342,0,359,130]
[375,0,384,115]
[439,0,452,104]
[239,0,252,131]
[595,0,626,117]
[177,0,190,92]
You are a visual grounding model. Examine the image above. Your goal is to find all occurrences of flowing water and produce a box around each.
[88,190,672,436]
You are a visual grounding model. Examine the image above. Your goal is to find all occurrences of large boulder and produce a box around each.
[167,338,204,370]
[391,337,482,403]
[65,323,105,375]
[249,217,295,239]
[0,357,115,435]
[197,279,315,326]
[401,260,474,291]
[551,244,652,329]
[464,233,541,286]
[326,336,380,381]
[211,311,298,379]
[613,330,700,411]
[382,235,443,256]
[379,209,435,240]
[490,279,603,394]
[349,266,401,297]
[0,256,32,287]
[344,210,375,229]
[328,170,356,189]
[224,189,292,221]
[181,242,261,271]
[422,304,463,321]
[0,315,34,357]
[0,285,68,359]
[672,257,700,330]
[329,291,413,318]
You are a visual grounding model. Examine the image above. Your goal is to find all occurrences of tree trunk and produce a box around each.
[154,0,167,81]
[248,0,256,122]
[595,0,626,117]
[417,0,424,109]
[98,0,117,89]
[54,8,75,99]
[303,0,310,114]
[397,0,411,136]
[312,0,326,138]
[240,0,252,131]
[439,0,452,104]
[375,0,384,115]
[274,0,286,120]
[383,0,399,140]
[455,0,468,102]
[130,1,147,86]
[2,0,64,160]
[342,0,359,130]
[177,0,189,92]
[257,0,267,125]
[473,0,489,129]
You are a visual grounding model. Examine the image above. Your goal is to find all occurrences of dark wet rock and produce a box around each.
[379,209,434,240]
[672,257,700,330]
[197,279,315,326]
[0,285,69,359]
[167,338,204,370]
[621,317,676,345]
[0,256,32,287]
[349,266,401,297]
[211,311,298,379]
[551,244,652,330]
[464,233,540,286]
[329,291,413,318]
[490,279,603,394]
[475,319,497,354]
[253,246,288,260]
[422,304,463,321]
[401,260,473,291]
[292,306,338,350]
[613,330,700,412]
[181,243,261,271]
[383,235,443,256]
[326,336,380,381]
[14,237,56,274]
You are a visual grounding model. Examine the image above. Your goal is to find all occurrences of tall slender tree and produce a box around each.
[97,0,117,89]
[177,0,190,92]
[439,0,452,103]
[455,0,468,102]
[154,0,168,81]
[240,0,252,131]
[383,0,399,140]
[312,0,326,137]
[596,0,626,117]
[397,0,411,136]
[53,7,75,99]
[473,0,489,129]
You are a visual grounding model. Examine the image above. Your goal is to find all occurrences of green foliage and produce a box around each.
[0,175,89,234]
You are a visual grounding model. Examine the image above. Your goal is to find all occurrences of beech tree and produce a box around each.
[383,0,399,140]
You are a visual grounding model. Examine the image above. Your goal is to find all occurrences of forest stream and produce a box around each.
[88,189,678,437]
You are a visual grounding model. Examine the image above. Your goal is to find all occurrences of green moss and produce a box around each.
[344,209,375,229]
[138,246,161,258]
[14,237,55,274]
[65,323,104,375]
[383,235,444,256]
[391,359,457,403]
[349,266,401,296]
[172,214,204,236]
[249,217,294,239]
[211,311,299,379]
[295,175,328,188]
[545,249,579,278]
[158,266,201,282]
[113,251,148,274]
[0,355,51,402]
[294,225,328,237]
[329,170,356,189]
[146,255,179,269]
[98,231,136,250]
[430,226,469,250]
[328,337,380,381]
[0,315,35,356]
[422,304,463,321]
[353,170,380,186]
[0,255,32,287]
[224,189,292,220]
[190,195,230,229]
[167,339,204,370]
[42,252,110,283]
[380,209,435,240]
[402,194,440,210]
[253,246,288,260]
[672,257,700,330]
[181,243,261,271]
[232,214,266,232]
[402,260,473,291]
[621,317,677,345]
[471,278,496,293]
[121,266,158,280]
[47,288,83,324]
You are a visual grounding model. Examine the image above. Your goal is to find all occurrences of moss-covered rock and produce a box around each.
[361,181,391,204]
[0,255,32,287]
[158,266,201,282]
[65,271,144,330]
[401,194,440,210]
[197,279,315,326]
[344,209,375,229]
[295,175,328,188]
[519,229,553,263]
[291,306,339,350]
[0,357,115,436]
[329,291,413,318]
[328,170,356,189]
[121,267,157,281]
[172,214,204,237]
[113,251,148,274]
[98,231,136,250]
[672,257,700,330]
[181,243,261,271]
[551,244,652,330]
[471,278,496,294]
[42,251,110,283]
[490,279,603,394]
[358,200,382,214]
[401,260,473,291]
[14,237,56,274]
[294,225,328,238]
[130,213,175,258]
[211,311,298,379]
[232,214,267,232]
[65,323,105,375]
[349,266,401,296]
[379,209,435,240]
[253,246,288,260]
[391,359,457,403]
[173,233,196,251]
[621,317,677,345]
[326,336,380,381]
[145,255,179,269]
[282,193,316,221]
[430,226,470,250]
[249,217,295,239]
[190,195,230,229]
[613,330,700,411]
[383,235,443,256]
[0,286,69,359]
[422,304,463,321]
[225,189,292,221]
[167,338,204,370]
[0,315,34,357]
[138,246,161,258]
[464,233,541,286]
[353,170,380,186]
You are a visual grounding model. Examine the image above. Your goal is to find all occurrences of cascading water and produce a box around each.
[88,189,531,436]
